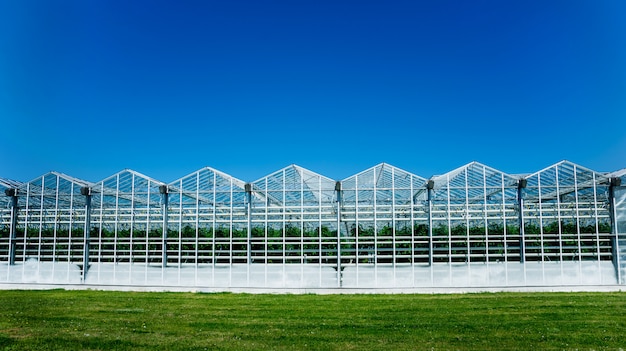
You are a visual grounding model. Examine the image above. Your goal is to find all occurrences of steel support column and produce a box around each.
[245,183,252,263]
[517,179,527,263]
[159,185,169,268]
[426,180,434,266]
[81,187,92,279]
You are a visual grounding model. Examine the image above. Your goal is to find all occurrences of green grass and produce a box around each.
[0,290,624,350]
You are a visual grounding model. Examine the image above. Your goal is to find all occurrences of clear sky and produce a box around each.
[1,0,625,183]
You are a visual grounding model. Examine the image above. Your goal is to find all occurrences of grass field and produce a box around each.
[0,290,624,350]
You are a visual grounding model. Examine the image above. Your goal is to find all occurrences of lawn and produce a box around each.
[0,290,624,350]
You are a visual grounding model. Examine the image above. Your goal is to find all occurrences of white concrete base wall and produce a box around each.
[0,259,83,284]
[0,260,618,289]
[85,263,339,288]
[341,261,617,288]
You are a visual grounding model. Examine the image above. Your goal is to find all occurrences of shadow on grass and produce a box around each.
[21,337,139,351]
[0,334,15,348]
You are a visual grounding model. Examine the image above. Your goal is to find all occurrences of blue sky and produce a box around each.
[1,0,625,183]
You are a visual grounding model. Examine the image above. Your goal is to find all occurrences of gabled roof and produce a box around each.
[430,162,519,203]
[94,169,165,190]
[13,172,93,208]
[341,163,427,188]
[523,160,608,202]
[90,169,165,207]
[251,164,336,206]
[169,166,246,190]
[341,163,428,204]
[525,160,605,182]
[19,171,92,191]
[167,166,247,207]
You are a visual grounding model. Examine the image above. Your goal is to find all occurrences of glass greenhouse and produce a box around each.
[1,161,625,289]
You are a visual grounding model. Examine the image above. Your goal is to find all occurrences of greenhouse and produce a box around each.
[1,160,625,290]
